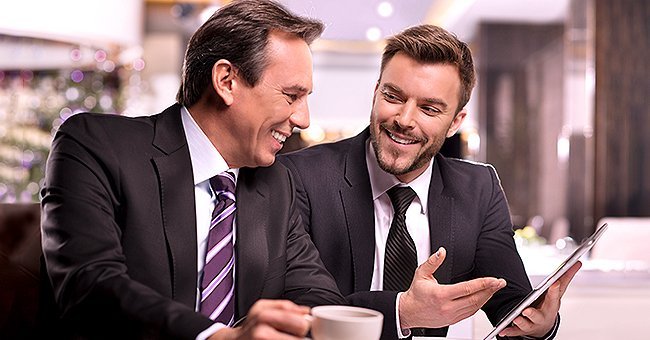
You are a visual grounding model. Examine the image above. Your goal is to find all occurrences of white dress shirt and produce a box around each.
[365,139,433,337]
[181,106,238,339]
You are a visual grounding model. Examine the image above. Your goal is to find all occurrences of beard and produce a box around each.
[370,121,445,177]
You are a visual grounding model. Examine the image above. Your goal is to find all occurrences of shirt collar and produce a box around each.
[365,138,432,214]
[181,106,238,185]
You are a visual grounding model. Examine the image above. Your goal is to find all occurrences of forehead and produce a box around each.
[260,32,313,89]
[381,53,461,106]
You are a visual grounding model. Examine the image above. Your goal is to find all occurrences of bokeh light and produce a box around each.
[70,70,84,83]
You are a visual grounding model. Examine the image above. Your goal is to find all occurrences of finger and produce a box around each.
[512,314,535,333]
[450,282,506,320]
[539,280,562,313]
[556,261,582,296]
[256,309,311,337]
[252,299,311,315]
[248,300,311,336]
[415,247,446,279]
[520,306,545,326]
[248,323,306,340]
[499,316,529,337]
[447,277,506,300]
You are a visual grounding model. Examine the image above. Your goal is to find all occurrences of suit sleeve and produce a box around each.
[346,290,401,339]
[474,165,563,340]
[281,156,401,339]
[279,157,312,234]
[41,119,213,339]
[280,167,346,307]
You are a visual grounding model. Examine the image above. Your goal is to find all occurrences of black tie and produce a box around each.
[383,186,418,291]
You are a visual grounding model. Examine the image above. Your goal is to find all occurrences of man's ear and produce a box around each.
[446,109,467,138]
[212,59,236,106]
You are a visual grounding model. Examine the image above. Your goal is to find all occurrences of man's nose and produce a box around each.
[394,101,416,129]
[290,100,310,130]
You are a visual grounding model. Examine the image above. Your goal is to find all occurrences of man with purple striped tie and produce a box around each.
[40,1,344,339]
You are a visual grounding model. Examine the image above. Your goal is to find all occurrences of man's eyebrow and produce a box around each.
[284,85,311,95]
[381,83,403,93]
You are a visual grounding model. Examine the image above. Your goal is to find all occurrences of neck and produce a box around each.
[186,103,235,168]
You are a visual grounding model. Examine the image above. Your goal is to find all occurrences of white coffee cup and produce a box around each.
[309,305,383,340]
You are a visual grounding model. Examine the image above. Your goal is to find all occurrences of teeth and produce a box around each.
[272,130,287,144]
[386,130,417,145]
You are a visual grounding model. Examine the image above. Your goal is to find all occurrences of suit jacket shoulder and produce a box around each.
[42,105,211,339]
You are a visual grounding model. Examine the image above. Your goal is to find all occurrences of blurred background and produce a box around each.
[1,0,648,242]
[0,0,648,339]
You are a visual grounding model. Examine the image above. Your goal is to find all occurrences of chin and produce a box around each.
[255,155,276,168]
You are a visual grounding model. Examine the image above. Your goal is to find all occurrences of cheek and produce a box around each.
[271,103,293,122]
[372,101,394,122]
[420,123,447,144]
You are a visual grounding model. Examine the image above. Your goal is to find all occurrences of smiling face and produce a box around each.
[370,52,467,183]
[222,31,312,168]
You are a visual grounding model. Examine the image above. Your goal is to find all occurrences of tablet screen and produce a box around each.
[483,223,609,340]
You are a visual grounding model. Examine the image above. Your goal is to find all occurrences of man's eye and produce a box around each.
[421,106,442,116]
[284,93,299,103]
[381,91,401,103]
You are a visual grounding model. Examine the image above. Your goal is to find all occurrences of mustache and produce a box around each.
[380,122,427,144]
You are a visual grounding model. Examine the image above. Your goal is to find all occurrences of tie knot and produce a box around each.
[387,186,416,216]
[209,171,236,200]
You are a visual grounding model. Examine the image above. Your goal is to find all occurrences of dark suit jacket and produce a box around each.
[40,104,344,339]
[279,128,533,339]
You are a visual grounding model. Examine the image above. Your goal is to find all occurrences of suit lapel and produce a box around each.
[428,155,454,284]
[340,129,376,291]
[233,167,268,317]
[151,104,198,307]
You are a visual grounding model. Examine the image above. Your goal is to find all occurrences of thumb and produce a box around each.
[416,247,446,279]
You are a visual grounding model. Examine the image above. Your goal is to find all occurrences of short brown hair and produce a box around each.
[380,25,476,113]
[176,0,324,106]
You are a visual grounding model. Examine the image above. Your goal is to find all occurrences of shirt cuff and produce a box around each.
[395,292,411,338]
[196,322,227,340]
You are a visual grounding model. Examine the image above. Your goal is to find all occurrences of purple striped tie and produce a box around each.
[200,171,236,325]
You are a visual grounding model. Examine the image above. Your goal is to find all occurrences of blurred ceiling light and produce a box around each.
[557,135,570,163]
[365,27,382,42]
[377,2,394,18]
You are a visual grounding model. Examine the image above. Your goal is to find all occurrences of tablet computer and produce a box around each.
[483,222,609,340]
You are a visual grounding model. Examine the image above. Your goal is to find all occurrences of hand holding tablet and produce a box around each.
[483,223,609,339]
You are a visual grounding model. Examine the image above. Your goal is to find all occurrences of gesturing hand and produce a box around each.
[498,261,582,338]
[209,300,311,340]
[398,247,506,329]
